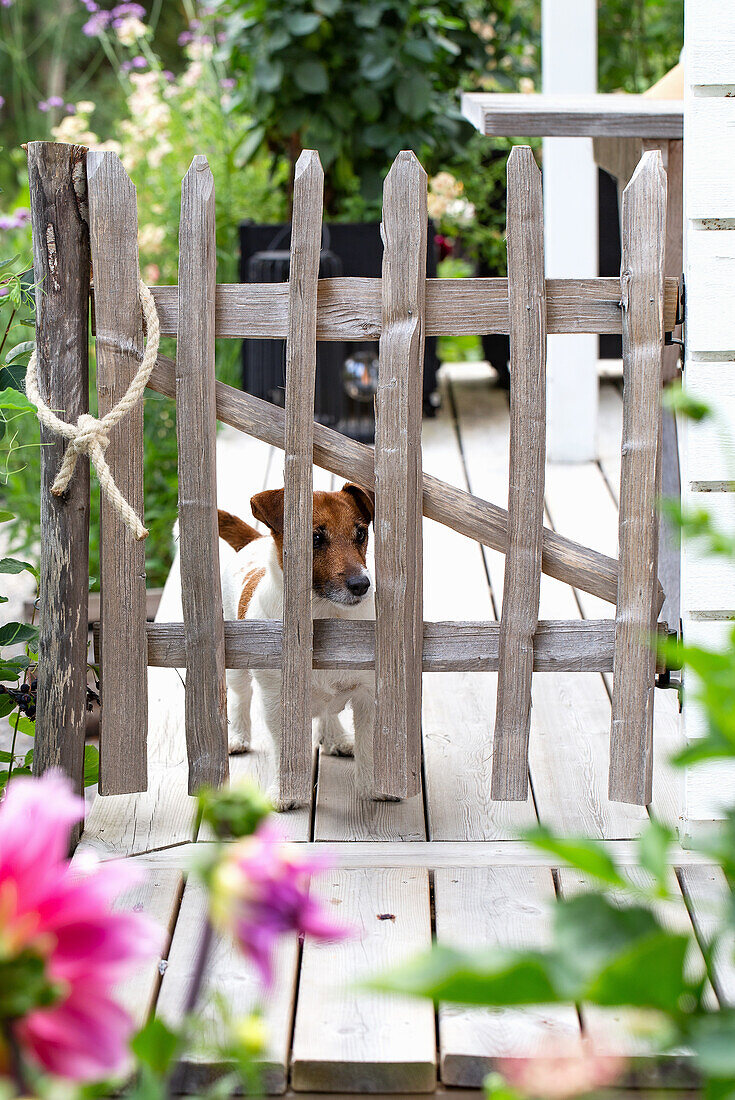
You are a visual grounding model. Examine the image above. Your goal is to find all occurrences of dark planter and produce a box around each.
[239,221,441,444]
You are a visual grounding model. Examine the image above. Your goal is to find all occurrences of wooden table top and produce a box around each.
[461,92,683,139]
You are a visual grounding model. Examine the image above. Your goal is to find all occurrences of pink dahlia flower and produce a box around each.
[0,773,162,1082]
[497,1038,626,1099]
[210,826,350,986]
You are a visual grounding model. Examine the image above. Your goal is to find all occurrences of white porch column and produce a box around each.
[542,0,599,462]
[681,0,735,843]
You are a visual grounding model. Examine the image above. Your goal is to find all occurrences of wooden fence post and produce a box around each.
[27,141,91,830]
[176,156,228,793]
[87,150,148,794]
[609,150,667,805]
[491,146,547,801]
[281,150,324,807]
[371,150,427,800]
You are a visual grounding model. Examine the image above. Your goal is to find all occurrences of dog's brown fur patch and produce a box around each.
[218,509,261,551]
[238,567,266,618]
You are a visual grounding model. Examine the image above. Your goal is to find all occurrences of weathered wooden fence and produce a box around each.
[27,140,674,811]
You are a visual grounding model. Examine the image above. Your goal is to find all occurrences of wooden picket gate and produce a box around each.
[27,140,676,814]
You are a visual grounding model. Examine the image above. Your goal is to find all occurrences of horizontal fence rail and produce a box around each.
[101,276,679,340]
[135,619,665,674]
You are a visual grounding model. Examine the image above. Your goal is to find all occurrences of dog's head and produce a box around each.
[250,482,374,606]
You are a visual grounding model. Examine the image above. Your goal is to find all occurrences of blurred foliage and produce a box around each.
[598,0,684,93]
[210,0,538,218]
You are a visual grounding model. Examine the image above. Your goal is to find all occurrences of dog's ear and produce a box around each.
[341,482,375,524]
[218,509,261,551]
[251,489,285,535]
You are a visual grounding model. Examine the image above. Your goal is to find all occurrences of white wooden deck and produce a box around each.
[77,364,731,1094]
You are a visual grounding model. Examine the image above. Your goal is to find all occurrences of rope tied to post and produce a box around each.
[25,278,160,541]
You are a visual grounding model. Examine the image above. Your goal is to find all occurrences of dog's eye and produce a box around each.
[355,527,367,546]
[313,530,326,550]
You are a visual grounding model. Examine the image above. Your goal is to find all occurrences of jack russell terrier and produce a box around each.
[218,482,376,810]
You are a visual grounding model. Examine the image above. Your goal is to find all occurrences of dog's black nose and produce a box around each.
[346,574,370,597]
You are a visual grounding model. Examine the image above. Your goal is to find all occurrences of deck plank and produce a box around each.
[679,864,735,1006]
[157,880,298,1094]
[114,869,183,1028]
[435,867,581,1087]
[291,869,436,1093]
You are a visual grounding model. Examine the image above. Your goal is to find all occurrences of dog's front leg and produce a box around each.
[352,681,401,802]
[226,668,252,753]
[259,676,311,812]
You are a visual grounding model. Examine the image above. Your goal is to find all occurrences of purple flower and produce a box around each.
[220,77,236,90]
[178,30,193,45]
[83,10,111,35]
[82,1,99,11]
[47,94,64,108]
[1,1,14,8]
[0,208,30,231]
[162,70,175,82]
[0,96,5,109]
[66,103,76,114]
[111,2,145,16]
[38,100,49,112]
[211,825,351,987]
[131,55,147,68]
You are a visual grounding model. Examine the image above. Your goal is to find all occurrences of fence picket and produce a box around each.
[492,146,547,801]
[281,150,324,807]
[176,156,228,792]
[27,142,91,835]
[370,151,427,800]
[87,150,148,794]
[609,150,667,805]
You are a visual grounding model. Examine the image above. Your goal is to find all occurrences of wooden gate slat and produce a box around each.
[87,150,148,795]
[27,141,91,833]
[492,147,547,802]
[370,150,427,800]
[176,156,228,793]
[609,151,667,806]
[280,150,324,808]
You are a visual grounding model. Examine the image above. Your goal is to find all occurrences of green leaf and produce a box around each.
[287,11,321,34]
[0,255,20,273]
[0,750,13,763]
[0,656,29,680]
[360,54,394,81]
[395,73,432,119]
[131,1016,180,1075]
[253,57,283,92]
[4,340,35,364]
[586,931,693,1012]
[403,39,436,63]
[526,827,628,887]
[294,60,329,94]
[354,6,382,27]
[637,819,674,895]
[0,386,34,412]
[368,944,560,1006]
[84,743,100,788]
[0,694,16,717]
[0,510,14,523]
[14,715,35,737]
[314,0,340,14]
[0,622,38,647]
[0,556,37,577]
[663,384,711,421]
[550,894,661,997]
[691,1013,735,1077]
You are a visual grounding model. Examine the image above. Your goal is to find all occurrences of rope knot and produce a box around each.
[25,279,159,542]
[70,413,110,457]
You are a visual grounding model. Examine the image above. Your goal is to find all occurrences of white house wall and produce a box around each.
[682,0,735,840]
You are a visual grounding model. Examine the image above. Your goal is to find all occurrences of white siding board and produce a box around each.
[683,361,735,485]
[686,0,735,87]
[686,231,735,353]
[682,492,735,613]
[687,99,735,220]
